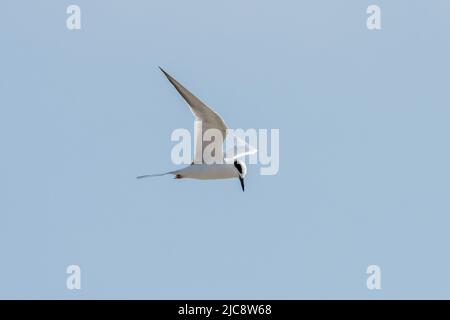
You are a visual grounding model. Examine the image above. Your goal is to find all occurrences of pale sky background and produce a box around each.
[1,0,450,299]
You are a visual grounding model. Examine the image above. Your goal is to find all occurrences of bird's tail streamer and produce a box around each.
[136,172,173,179]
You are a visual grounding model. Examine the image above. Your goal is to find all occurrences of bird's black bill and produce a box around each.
[239,176,245,192]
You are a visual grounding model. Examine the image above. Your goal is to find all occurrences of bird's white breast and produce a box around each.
[177,164,239,180]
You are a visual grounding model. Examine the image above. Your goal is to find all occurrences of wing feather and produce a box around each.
[159,67,228,163]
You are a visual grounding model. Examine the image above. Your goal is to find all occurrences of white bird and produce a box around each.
[137,67,256,192]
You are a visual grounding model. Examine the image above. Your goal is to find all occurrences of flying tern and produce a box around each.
[137,67,256,192]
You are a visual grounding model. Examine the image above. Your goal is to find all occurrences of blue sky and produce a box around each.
[1,0,450,299]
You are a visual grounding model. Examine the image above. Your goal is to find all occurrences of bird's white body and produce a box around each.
[173,163,244,180]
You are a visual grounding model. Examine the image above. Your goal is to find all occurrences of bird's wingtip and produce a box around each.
[158,66,167,75]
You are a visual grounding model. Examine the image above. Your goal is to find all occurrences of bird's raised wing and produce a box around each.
[159,67,228,163]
